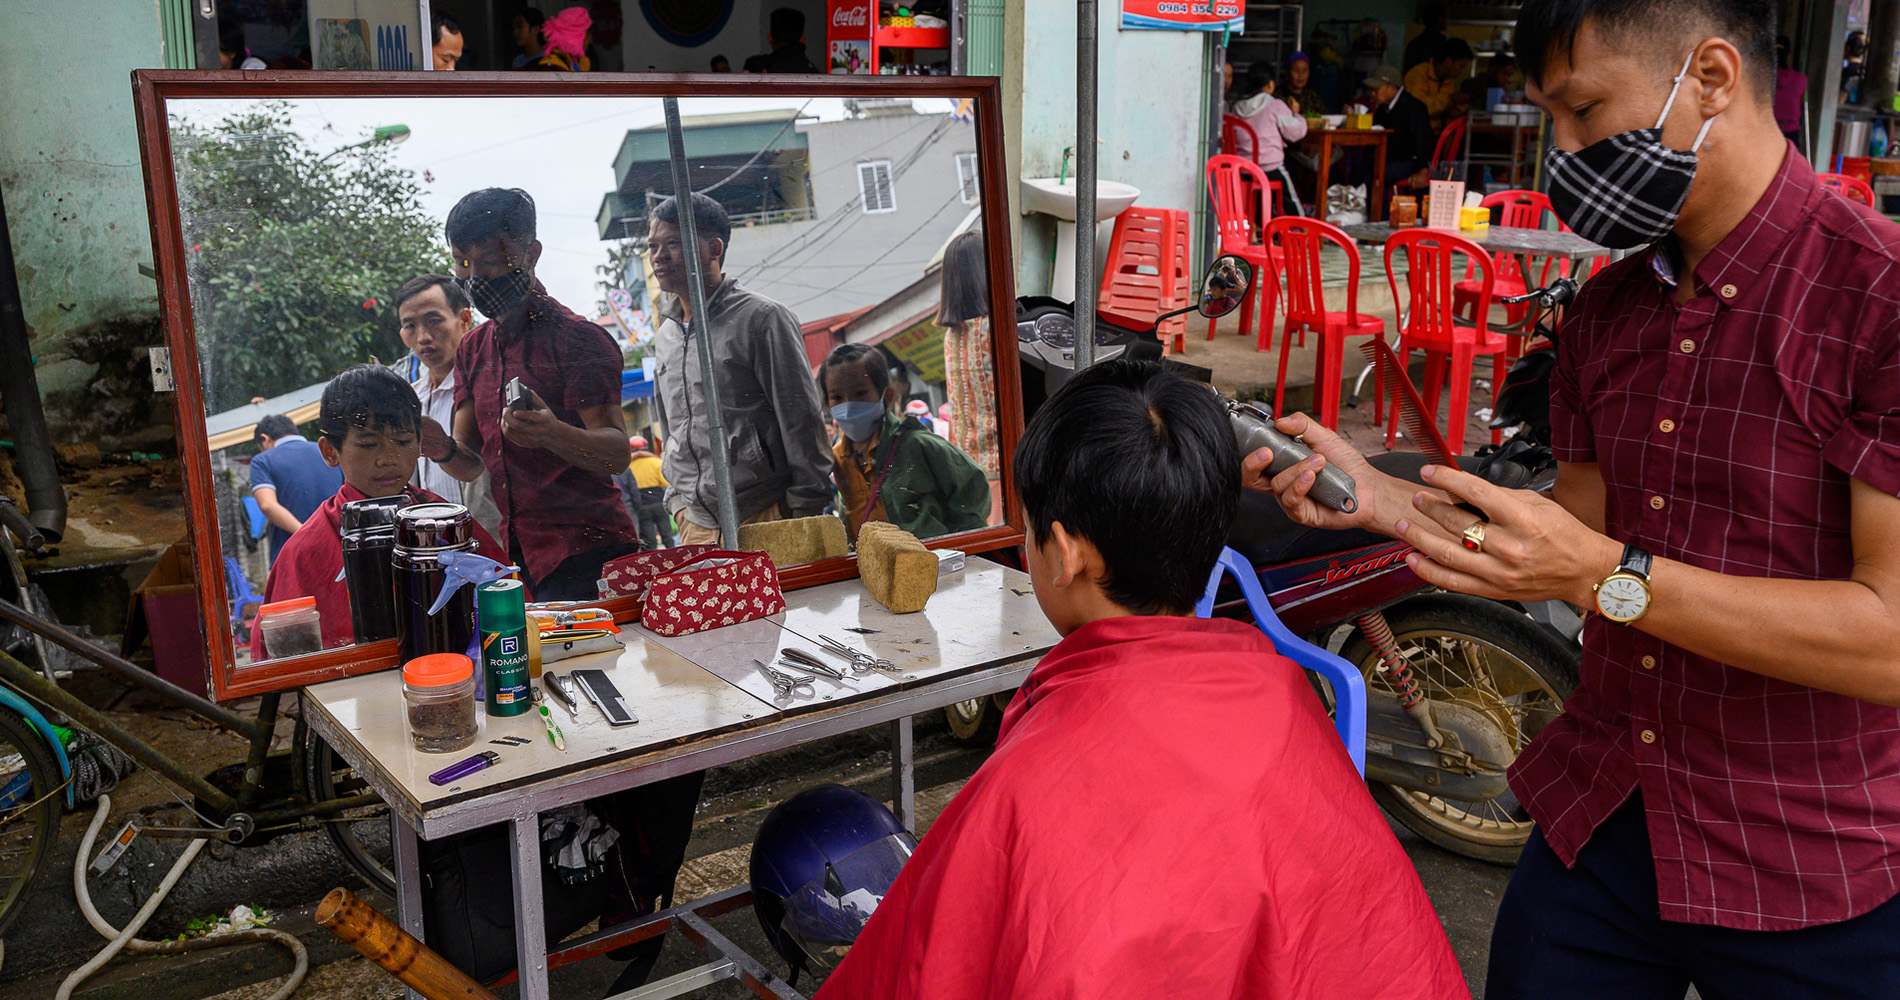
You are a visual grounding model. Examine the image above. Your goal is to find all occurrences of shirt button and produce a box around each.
[1640,729,1657,744]
[1719,283,1738,299]
[1678,339,1696,354]
[1642,655,1657,669]
[1649,495,1666,510]
[1658,419,1676,433]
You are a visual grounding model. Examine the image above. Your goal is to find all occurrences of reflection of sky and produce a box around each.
[170,96,959,315]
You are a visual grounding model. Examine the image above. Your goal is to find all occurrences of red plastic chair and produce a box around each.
[1818,172,1878,207]
[1206,155,1285,345]
[1099,207,1192,355]
[1220,115,1285,219]
[1265,216,1387,430]
[1451,190,1570,351]
[1430,115,1468,175]
[1385,229,1509,456]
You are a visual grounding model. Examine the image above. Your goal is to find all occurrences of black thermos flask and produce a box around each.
[339,495,404,644]
[393,502,478,665]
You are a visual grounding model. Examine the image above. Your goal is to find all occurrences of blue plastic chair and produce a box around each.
[224,556,264,632]
[1195,546,1367,775]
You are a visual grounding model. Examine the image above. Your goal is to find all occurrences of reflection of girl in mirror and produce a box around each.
[823,345,990,545]
[936,231,1001,490]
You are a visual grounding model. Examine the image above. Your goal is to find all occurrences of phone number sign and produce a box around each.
[1120,0,1244,31]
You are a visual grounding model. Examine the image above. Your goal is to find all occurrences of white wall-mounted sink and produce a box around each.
[1020,177,1142,222]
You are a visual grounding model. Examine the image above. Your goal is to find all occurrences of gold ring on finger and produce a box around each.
[1461,521,1487,554]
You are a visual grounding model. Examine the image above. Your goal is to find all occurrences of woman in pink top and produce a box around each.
[1228,62,1310,215]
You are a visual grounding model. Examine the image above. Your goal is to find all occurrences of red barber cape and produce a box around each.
[249,485,505,661]
[817,616,1469,1000]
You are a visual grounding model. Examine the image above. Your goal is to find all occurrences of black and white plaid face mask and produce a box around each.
[1545,50,1717,250]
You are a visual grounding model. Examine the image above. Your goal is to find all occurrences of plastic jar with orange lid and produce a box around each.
[403,653,478,753]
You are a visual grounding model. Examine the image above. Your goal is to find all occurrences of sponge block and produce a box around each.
[856,522,940,614]
[738,515,849,567]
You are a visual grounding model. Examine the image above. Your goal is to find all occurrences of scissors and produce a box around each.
[818,635,899,675]
[778,648,848,680]
[754,658,815,699]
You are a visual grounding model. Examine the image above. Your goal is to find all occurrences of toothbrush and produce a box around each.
[532,687,567,752]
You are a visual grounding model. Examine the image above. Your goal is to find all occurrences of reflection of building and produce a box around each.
[596,100,978,325]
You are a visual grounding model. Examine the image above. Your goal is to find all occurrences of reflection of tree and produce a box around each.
[171,103,447,413]
[595,238,643,315]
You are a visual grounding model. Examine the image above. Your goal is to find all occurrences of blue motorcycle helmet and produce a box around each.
[750,784,915,980]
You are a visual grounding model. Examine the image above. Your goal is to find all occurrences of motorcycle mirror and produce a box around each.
[1198,255,1253,319]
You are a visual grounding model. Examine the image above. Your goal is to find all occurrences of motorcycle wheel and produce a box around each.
[1337,594,1578,865]
[0,703,61,937]
[945,693,1011,747]
[299,714,398,896]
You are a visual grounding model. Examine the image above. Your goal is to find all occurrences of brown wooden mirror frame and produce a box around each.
[132,70,1026,701]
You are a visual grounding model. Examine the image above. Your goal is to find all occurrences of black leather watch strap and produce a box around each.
[1621,543,1652,580]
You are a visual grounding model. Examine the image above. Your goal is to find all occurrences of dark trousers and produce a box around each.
[516,542,642,602]
[1488,793,1900,1000]
[632,487,674,550]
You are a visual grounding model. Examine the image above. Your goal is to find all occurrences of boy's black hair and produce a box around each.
[1516,0,1777,98]
[651,193,733,265]
[446,188,536,252]
[396,273,472,314]
[937,230,989,326]
[1014,360,1238,615]
[318,365,422,445]
[254,413,297,445]
[1436,36,1474,63]
[821,344,892,397]
[769,7,805,42]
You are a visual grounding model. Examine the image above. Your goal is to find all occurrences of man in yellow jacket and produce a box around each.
[1404,36,1474,131]
[614,435,675,549]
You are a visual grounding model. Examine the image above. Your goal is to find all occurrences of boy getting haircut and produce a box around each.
[251,365,502,660]
[818,360,1468,1000]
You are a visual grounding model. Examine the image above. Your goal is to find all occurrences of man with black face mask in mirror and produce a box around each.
[426,187,642,601]
[648,192,832,545]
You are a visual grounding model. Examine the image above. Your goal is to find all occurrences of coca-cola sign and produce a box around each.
[831,3,870,28]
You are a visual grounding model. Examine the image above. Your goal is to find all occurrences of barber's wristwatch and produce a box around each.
[1592,543,1654,624]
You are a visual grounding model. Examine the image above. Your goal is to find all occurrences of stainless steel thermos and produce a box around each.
[393,502,478,665]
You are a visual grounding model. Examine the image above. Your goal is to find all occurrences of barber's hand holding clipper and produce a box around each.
[500,381,561,451]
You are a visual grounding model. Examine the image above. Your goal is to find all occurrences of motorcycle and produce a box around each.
[952,256,1580,864]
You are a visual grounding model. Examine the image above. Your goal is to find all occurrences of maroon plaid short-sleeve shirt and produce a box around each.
[1527,146,1900,931]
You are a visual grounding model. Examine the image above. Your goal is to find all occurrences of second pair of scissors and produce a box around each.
[778,648,847,679]
[819,635,898,674]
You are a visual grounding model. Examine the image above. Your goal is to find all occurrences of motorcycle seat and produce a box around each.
[1228,452,1437,567]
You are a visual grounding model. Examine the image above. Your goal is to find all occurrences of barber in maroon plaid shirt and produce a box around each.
[1252,1,1900,996]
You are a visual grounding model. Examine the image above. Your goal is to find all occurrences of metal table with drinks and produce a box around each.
[1338,222,1614,280]
[300,558,1062,1000]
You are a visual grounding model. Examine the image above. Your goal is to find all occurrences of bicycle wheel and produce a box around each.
[0,707,61,936]
[300,722,397,896]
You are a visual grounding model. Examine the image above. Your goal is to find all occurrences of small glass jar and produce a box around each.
[402,653,478,754]
[257,597,323,660]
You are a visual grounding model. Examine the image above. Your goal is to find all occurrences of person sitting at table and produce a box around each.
[821,345,989,545]
[1406,36,1474,131]
[1367,64,1438,192]
[1228,61,1310,215]
[249,365,504,660]
[814,360,1468,1000]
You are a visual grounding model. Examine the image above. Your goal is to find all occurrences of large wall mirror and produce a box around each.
[133,72,1022,700]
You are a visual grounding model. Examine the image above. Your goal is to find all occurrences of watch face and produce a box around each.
[1597,574,1650,622]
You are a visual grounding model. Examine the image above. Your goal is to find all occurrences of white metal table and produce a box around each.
[301,560,1060,1000]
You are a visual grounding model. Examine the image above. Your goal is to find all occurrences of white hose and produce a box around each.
[58,795,309,1000]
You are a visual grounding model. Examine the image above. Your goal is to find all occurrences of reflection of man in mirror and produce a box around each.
[1202,257,1245,317]
[395,274,501,539]
[426,187,643,601]
[755,7,819,73]
[648,193,833,545]
[249,366,504,661]
[248,414,342,567]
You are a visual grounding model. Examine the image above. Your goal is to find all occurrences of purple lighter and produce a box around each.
[428,751,499,786]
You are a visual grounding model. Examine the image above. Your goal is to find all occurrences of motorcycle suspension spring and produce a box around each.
[1356,611,1424,711]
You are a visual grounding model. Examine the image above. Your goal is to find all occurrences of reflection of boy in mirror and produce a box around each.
[648,193,833,545]
[431,187,643,601]
[822,345,989,545]
[818,361,1466,998]
[249,366,503,661]
[395,274,501,539]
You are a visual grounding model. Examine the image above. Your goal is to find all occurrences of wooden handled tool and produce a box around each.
[314,887,501,1000]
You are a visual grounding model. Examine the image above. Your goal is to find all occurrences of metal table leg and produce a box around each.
[511,814,551,1000]
[392,813,427,1000]
[889,716,915,833]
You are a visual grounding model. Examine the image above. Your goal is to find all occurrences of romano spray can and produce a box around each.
[478,579,531,717]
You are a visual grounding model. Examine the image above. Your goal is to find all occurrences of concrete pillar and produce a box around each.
[1805,0,1849,168]
[1866,0,1900,112]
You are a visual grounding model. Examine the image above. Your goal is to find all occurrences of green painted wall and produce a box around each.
[0,0,174,404]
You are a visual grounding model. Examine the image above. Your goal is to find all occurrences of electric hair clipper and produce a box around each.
[1226,398,1359,515]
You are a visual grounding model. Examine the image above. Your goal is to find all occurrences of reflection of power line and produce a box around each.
[785,187,967,309]
[694,100,813,196]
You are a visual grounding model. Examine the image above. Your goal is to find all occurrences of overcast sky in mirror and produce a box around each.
[172,95,960,317]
